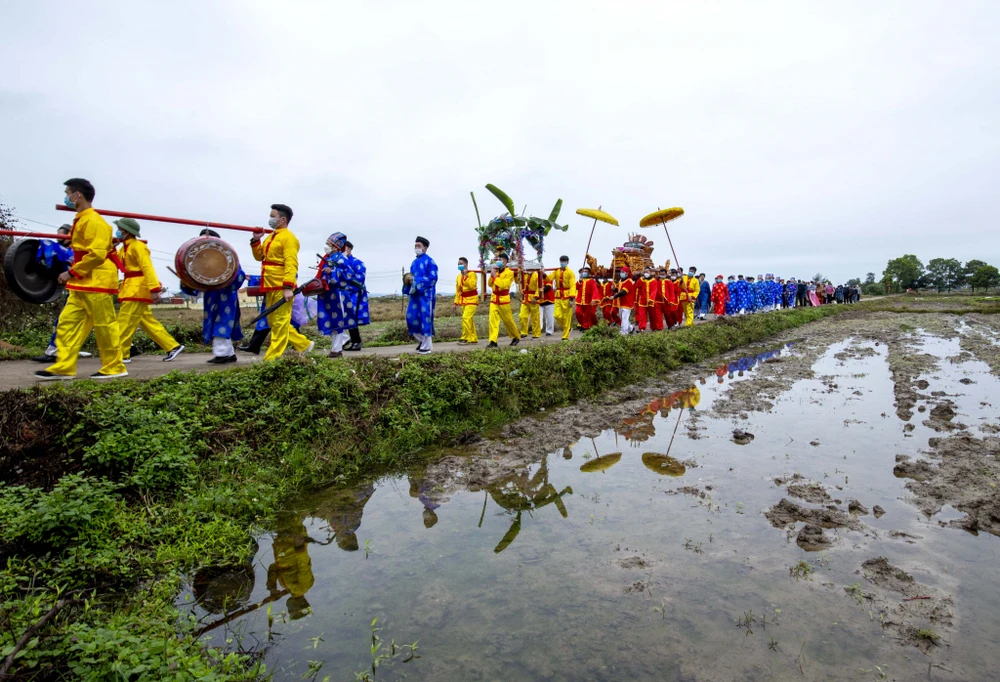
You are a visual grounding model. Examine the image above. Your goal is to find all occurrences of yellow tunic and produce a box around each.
[117,239,163,303]
[251,226,299,292]
[66,208,119,294]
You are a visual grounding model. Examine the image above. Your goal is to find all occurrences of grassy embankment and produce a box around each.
[2,303,851,679]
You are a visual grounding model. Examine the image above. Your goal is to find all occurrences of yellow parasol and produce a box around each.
[579,452,622,473]
[639,207,685,269]
[576,207,619,269]
[641,453,686,477]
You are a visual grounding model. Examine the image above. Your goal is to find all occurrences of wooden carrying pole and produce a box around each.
[0,229,147,244]
[581,204,602,269]
[56,205,271,234]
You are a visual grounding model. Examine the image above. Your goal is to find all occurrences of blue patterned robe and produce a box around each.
[786,281,797,307]
[344,254,371,327]
[734,280,751,311]
[37,240,73,347]
[403,253,438,336]
[317,253,354,335]
[753,280,767,310]
[725,281,737,315]
[182,267,246,343]
[696,281,711,315]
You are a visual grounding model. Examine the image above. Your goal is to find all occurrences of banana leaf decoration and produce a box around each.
[473,185,568,265]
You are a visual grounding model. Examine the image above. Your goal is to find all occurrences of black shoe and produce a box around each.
[510,338,520,347]
[238,329,268,354]
[89,370,128,380]
[487,342,498,348]
[207,355,237,364]
[31,355,56,363]
[345,342,362,351]
[35,370,73,381]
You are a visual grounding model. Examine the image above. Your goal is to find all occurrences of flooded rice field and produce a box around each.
[183,313,1000,681]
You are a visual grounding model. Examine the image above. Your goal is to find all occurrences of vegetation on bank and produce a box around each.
[0,304,848,679]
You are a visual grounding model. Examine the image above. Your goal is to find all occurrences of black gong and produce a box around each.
[2,238,65,304]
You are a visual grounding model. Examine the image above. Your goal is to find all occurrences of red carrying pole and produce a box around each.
[0,229,145,243]
[55,205,271,234]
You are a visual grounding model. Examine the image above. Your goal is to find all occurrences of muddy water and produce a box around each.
[185,326,1000,681]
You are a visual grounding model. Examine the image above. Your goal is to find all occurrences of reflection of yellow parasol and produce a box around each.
[577,207,619,268]
[639,207,685,269]
[580,452,622,473]
[641,453,686,477]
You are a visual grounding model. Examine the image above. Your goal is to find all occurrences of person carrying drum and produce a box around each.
[342,240,369,351]
[30,224,76,363]
[250,204,314,361]
[181,229,246,363]
[113,218,184,364]
[35,178,127,381]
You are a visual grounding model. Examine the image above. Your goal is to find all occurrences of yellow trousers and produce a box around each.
[264,291,312,361]
[460,305,478,342]
[46,290,125,376]
[518,301,540,338]
[555,299,574,339]
[684,302,695,326]
[118,301,179,358]
[489,303,521,342]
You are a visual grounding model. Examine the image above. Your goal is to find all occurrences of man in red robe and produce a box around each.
[711,275,729,318]
[574,267,601,329]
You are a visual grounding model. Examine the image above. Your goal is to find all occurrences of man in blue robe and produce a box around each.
[745,276,758,313]
[180,228,245,363]
[734,275,750,314]
[786,278,797,308]
[316,231,355,358]
[402,236,438,355]
[725,276,737,316]
[31,225,76,362]
[342,240,370,352]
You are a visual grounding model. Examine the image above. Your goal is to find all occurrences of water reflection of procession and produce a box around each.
[484,458,573,554]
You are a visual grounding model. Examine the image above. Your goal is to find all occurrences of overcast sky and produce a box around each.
[2,1,997,292]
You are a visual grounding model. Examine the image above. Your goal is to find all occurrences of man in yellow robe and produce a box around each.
[681,266,701,327]
[250,203,314,361]
[113,218,184,363]
[35,178,127,381]
[486,254,521,348]
[454,256,479,343]
[548,255,577,340]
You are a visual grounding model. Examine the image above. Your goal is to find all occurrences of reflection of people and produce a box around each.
[320,484,376,551]
[266,520,315,620]
[487,458,572,553]
[408,474,441,528]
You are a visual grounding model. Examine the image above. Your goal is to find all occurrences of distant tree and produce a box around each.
[883,255,924,290]
[862,282,886,296]
[813,272,824,283]
[970,265,1000,293]
[865,272,876,285]
[846,278,861,287]
[926,257,964,291]
[965,259,988,291]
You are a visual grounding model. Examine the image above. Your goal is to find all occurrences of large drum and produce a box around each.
[2,238,64,304]
[174,236,240,292]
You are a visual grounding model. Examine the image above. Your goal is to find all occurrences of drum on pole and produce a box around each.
[173,236,240,292]
[2,238,64,304]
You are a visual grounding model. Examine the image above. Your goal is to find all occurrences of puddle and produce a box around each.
[181,331,1000,681]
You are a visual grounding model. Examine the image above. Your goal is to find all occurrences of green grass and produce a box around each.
[0,303,847,680]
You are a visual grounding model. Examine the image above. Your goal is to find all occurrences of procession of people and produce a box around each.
[19,176,860,380]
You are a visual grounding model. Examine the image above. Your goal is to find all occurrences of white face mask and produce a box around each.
[324,244,334,254]
[414,247,424,257]
[267,217,279,228]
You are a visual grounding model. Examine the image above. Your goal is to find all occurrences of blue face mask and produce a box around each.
[457,264,465,272]
[63,196,76,209]
[495,262,504,269]
[116,230,125,239]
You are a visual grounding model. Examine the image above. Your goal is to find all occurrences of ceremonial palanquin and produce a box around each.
[585,233,671,278]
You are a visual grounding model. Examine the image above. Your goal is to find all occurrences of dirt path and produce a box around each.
[0,331,592,391]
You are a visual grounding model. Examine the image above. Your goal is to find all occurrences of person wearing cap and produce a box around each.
[316,232,354,358]
[611,267,636,335]
[486,253,521,347]
[250,203,314,361]
[180,229,247,363]
[454,257,480,343]
[30,225,77,363]
[679,266,700,327]
[342,241,370,351]
[711,275,729,318]
[517,262,542,339]
[634,268,658,331]
[574,266,601,330]
[113,218,184,363]
[36,178,127,381]
[600,273,619,326]
[548,255,576,340]
[403,236,438,354]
